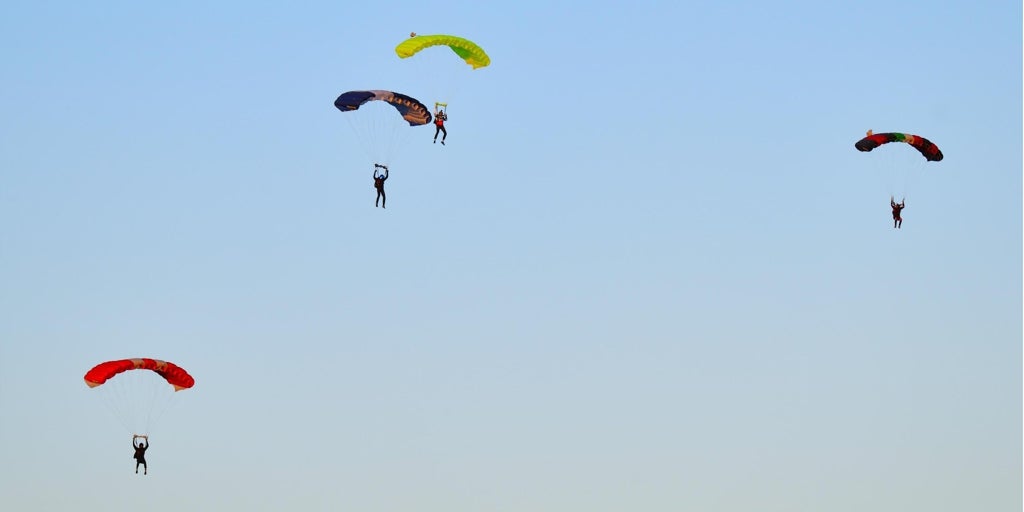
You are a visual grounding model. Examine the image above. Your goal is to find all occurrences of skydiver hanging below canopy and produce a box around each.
[891,196,905,229]
[433,103,447,145]
[374,164,389,208]
[132,435,149,475]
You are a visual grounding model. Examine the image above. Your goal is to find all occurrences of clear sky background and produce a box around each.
[1,1,1021,511]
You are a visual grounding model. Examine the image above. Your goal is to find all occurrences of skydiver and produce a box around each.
[433,107,447,145]
[374,164,389,208]
[132,434,149,475]
[891,196,905,229]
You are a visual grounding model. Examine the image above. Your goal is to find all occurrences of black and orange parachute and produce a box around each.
[333,90,432,126]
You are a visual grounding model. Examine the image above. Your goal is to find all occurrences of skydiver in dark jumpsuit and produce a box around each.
[133,435,149,475]
[433,109,447,145]
[374,164,388,208]
[891,196,905,229]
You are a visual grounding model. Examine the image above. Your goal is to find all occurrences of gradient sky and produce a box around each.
[1,1,1021,511]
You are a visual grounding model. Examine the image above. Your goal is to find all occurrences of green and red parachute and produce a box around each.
[855,131,943,162]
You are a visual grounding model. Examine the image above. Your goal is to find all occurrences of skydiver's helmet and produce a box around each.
[410,32,417,38]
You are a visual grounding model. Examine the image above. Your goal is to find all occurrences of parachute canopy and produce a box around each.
[395,34,490,69]
[85,358,194,391]
[855,132,943,162]
[334,90,432,126]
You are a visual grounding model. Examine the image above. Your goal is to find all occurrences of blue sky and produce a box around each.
[1,1,1020,511]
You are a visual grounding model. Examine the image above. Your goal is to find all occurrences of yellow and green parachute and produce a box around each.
[395,34,490,69]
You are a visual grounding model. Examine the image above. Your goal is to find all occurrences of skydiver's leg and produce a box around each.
[376,190,381,207]
[381,189,386,208]
[136,461,140,474]
[897,218,901,229]
[440,125,446,144]
[142,461,147,475]
[434,126,439,143]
